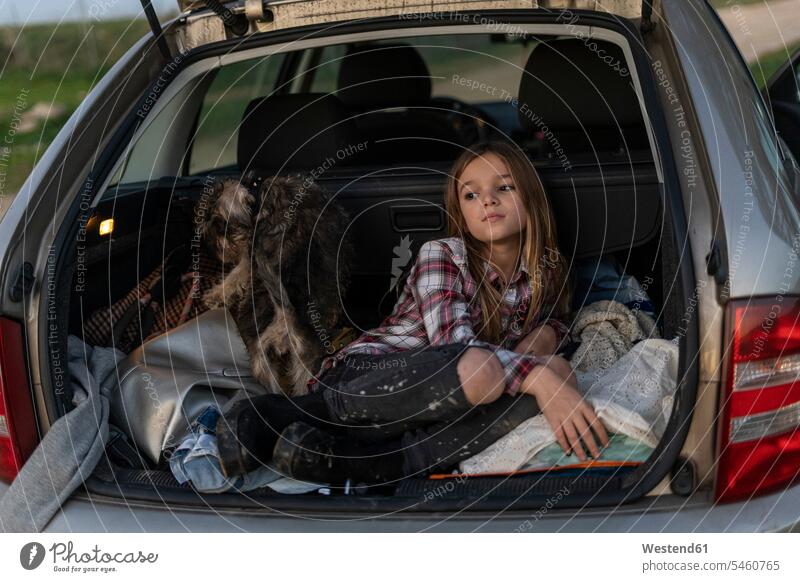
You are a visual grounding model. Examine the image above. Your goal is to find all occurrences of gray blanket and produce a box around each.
[0,336,123,532]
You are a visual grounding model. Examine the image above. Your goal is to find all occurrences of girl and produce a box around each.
[216,140,609,485]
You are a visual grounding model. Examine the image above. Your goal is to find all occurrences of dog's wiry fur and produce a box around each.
[201,175,352,395]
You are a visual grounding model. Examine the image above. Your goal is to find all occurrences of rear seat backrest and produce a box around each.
[320,171,449,328]
[518,39,649,153]
[229,40,660,329]
[237,92,362,174]
[336,42,432,110]
[335,42,466,162]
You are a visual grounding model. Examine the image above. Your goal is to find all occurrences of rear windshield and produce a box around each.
[107,31,649,189]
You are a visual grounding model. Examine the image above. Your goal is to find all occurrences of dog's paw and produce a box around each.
[202,284,225,309]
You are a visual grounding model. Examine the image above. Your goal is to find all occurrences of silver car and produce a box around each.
[2,0,800,532]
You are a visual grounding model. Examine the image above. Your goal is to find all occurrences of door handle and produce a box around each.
[390,204,444,232]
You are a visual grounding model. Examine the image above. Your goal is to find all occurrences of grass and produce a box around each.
[1,19,152,75]
[749,42,800,88]
[0,19,153,198]
[709,0,798,88]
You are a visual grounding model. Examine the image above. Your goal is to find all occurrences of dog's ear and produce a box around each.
[218,179,255,228]
[198,179,256,263]
[253,174,289,220]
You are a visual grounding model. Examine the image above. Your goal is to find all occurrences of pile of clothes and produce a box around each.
[0,337,126,531]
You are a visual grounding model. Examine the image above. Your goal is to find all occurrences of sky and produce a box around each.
[0,0,178,25]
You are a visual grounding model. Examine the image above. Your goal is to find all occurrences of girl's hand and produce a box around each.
[520,357,610,461]
[514,323,557,356]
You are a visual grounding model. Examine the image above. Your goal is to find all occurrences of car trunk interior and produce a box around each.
[47,19,697,513]
[61,154,686,512]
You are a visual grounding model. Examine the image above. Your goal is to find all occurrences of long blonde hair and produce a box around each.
[445,141,570,344]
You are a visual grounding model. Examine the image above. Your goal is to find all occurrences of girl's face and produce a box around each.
[456,152,527,246]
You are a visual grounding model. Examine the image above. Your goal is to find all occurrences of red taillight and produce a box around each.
[716,297,800,502]
[0,317,38,483]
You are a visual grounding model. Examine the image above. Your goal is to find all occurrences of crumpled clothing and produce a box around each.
[169,406,326,494]
[459,338,679,474]
[0,336,125,532]
[572,256,656,317]
[569,300,659,372]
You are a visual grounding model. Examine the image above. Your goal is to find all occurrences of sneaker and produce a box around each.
[271,421,348,484]
[216,395,282,478]
[272,421,407,485]
[216,391,333,478]
[272,421,404,485]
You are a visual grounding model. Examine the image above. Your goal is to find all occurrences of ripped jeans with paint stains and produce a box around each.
[313,343,540,475]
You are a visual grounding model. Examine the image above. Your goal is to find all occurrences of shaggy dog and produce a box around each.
[201,175,352,395]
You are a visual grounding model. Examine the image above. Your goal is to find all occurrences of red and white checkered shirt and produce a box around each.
[312,237,569,395]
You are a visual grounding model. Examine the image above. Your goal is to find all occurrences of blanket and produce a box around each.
[0,337,124,532]
[459,337,679,474]
[569,299,659,372]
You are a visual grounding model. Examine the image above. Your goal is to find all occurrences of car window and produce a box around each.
[188,54,284,174]
[402,35,535,103]
[794,62,800,102]
[299,34,534,104]
[107,32,643,189]
[108,78,204,188]
[779,56,800,103]
[307,44,348,93]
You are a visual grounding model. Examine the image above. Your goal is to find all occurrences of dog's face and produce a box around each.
[251,175,331,266]
[200,179,254,266]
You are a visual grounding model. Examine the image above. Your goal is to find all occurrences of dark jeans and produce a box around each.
[315,343,541,475]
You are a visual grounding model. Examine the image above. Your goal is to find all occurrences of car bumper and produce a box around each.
[2,481,798,532]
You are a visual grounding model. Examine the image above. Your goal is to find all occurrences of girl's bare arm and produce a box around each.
[519,358,610,461]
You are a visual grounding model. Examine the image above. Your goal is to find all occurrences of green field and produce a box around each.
[0,19,153,199]
[750,42,800,88]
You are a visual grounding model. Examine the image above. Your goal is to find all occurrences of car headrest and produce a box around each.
[237,93,358,173]
[518,39,642,131]
[336,43,432,109]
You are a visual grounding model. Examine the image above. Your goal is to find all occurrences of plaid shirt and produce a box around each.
[313,237,569,395]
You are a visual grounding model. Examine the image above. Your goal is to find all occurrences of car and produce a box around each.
[2,0,800,532]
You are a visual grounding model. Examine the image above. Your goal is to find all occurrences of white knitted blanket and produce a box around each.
[569,299,659,372]
[459,337,679,474]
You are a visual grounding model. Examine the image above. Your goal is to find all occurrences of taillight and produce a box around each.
[716,297,800,502]
[0,317,38,483]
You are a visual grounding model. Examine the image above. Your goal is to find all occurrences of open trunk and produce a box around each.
[71,159,686,513]
[44,9,699,514]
